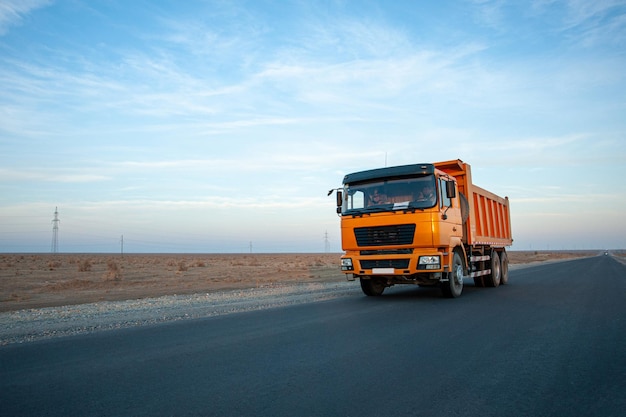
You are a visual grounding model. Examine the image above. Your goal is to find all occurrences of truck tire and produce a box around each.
[360,277,386,296]
[485,250,501,287]
[500,250,509,285]
[441,251,464,298]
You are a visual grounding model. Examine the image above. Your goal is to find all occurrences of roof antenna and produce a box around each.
[385,152,388,167]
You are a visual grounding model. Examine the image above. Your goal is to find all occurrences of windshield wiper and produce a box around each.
[343,206,390,216]
[344,203,426,216]
[361,206,392,213]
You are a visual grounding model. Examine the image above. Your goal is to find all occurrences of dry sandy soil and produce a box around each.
[0,251,608,312]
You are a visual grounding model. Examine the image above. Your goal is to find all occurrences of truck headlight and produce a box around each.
[418,256,441,270]
[341,258,354,271]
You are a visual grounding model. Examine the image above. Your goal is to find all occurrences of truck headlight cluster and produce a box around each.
[341,258,354,271]
[418,256,441,270]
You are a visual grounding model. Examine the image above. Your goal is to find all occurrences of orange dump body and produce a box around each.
[435,160,512,247]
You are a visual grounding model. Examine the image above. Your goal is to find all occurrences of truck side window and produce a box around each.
[440,179,451,208]
[350,190,365,209]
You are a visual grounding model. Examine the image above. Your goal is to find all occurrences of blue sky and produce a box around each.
[1,0,625,253]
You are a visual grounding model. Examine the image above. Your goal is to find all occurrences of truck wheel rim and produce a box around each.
[454,265,464,286]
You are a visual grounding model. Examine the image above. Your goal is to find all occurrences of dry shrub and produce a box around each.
[103,259,122,281]
[47,260,62,270]
[177,261,188,272]
[78,259,92,272]
[194,260,206,267]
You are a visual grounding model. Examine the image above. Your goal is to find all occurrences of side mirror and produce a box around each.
[446,181,456,199]
[336,190,343,209]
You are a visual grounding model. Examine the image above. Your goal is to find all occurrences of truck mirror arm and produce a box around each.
[442,205,451,220]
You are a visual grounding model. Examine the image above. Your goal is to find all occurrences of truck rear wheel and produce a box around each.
[485,250,501,287]
[500,250,509,285]
[360,277,386,296]
[441,251,464,298]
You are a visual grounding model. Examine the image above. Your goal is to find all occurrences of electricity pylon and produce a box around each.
[51,207,60,253]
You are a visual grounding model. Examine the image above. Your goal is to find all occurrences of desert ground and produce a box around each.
[0,251,612,312]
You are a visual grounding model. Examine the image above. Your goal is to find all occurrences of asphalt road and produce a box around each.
[1,255,625,417]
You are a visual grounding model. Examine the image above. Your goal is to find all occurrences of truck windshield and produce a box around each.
[342,175,437,214]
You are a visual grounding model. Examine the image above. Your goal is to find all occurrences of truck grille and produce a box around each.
[360,249,414,255]
[360,259,410,269]
[354,224,416,247]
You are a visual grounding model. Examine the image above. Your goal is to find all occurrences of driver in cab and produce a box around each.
[417,183,435,204]
[368,188,387,206]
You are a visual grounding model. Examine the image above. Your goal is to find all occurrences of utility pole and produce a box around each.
[51,207,60,253]
[120,235,124,257]
[249,241,253,253]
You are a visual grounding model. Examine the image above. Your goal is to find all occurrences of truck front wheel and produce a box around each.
[360,277,386,296]
[441,251,464,298]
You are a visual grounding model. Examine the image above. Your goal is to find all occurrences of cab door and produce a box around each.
[433,177,463,247]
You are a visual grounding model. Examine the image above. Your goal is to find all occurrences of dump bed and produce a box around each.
[435,160,512,247]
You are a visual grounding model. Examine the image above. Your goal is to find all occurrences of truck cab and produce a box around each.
[338,163,464,295]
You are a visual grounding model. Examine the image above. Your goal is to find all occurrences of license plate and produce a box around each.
[372,268,394,274]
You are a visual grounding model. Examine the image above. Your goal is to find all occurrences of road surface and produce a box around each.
[1,255,625,416]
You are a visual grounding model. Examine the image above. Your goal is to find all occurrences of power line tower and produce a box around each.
[324,230,330,253]
[51,206,60,253]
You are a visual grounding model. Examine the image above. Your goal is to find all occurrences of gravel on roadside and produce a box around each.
[0,282,360,346]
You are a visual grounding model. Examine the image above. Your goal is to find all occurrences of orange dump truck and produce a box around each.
[333,159,512,298]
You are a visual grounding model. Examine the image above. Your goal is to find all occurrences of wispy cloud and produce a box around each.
[0,168,110,183]
[0,0,51,36]
[474,0,626,48]
[559,0,626,29]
